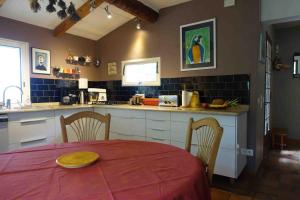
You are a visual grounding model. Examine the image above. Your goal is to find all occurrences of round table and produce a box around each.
[0,140,211,200]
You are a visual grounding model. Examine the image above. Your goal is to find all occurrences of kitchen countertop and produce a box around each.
[0,103,249,116]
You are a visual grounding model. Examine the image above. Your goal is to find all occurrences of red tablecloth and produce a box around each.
[0,140,211,200]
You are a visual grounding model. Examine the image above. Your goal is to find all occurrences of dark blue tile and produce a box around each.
[30,85,38,90]
[31,78,43,84]
[48,85,57,90]
[31,97,38,103]
[44,91,54,97]
[50,96,60,102]
[37,97,49,103]
[31,91,43,97]
[43,79,54,84]
[37,85,48,90]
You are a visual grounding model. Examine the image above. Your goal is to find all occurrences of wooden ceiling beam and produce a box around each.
[104,0,159,23]
[53,0,104,37]
[0,0,6,7]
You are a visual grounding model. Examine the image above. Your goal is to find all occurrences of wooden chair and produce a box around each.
[185,117,223,183]
[60,111,111,143]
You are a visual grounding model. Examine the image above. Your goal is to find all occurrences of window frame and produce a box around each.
[122,57,161,87]
[0,38,30,103]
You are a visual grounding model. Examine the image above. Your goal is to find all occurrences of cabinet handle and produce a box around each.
[20,118,48,124]
[148,119,168,122]
[149,137,166,141]
[149,128,168,132]
[20,136,47,144]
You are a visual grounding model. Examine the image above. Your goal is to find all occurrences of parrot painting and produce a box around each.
[188,35,204,64]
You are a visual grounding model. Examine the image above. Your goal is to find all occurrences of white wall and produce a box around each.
[261,0,300,22]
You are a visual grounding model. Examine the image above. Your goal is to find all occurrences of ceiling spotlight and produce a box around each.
[89,0,97,11]
[105,5,112,19]
[136,18,141,30]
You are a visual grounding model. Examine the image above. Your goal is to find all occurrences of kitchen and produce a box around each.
[0,0,295,200]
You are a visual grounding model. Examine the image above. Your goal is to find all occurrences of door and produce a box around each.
[265,34,272,135]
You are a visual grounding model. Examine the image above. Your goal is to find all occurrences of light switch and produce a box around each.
[224,0,235,7]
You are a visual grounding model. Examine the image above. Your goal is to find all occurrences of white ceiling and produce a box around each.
[0,0,191,40]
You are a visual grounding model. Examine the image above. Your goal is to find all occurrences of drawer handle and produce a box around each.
[149,137,166,141]
[20,136,47,144]
[150,128,168,132]
[20,118,47,124]
[148,119,168,122]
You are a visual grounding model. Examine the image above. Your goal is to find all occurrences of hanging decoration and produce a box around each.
[30,0,41,13]
[30,0,81,21]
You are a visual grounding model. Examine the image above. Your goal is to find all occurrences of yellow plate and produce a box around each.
[56,151,99,168]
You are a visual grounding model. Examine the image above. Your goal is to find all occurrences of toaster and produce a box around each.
[158,95,178,107]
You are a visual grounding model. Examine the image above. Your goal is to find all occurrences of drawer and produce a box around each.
[94,108,107,115]
[107,109,145,119]
[146,128,170,140]
[55,108,93,118]
[9,118,55,145]
[171,113,236,127]
[146,137,170,145]
[171,122,236,149]
[111,117,145,137]
[146,119,170,130]
[146,111,170,120]
[110,132,145,141]
[9,137,55,151]
[8,111,54,122]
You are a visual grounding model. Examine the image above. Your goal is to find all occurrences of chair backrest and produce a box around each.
[185,117,223,183]
[60,111,111,143]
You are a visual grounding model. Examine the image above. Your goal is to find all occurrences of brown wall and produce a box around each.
[96,0,259,81]
[0,16,100,81]
[96,0,262,171]
[273,26,300,140]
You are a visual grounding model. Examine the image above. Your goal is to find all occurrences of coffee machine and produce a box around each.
[88,88,107,104]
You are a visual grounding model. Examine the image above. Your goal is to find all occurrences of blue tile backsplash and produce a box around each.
[30,74,250,104]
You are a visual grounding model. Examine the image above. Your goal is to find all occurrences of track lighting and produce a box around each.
[105,5,112,19]
[136,18,141,30]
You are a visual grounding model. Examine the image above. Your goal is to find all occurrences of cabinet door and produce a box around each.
[8,111,55,150]
[0,122,9,153]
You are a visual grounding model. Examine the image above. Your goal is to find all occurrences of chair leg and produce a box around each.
[280,135,284,150]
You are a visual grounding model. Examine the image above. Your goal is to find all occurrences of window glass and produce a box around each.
[0,38,30,106]
[122,57,160,86]
[0,45,22,103]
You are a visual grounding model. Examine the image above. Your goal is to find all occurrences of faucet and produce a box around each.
[2,85,23,108]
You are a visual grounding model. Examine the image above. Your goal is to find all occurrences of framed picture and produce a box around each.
[108,62,117,76]
[32,48,51,74]
[180,18,216,71]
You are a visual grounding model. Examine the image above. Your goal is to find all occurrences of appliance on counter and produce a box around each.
[158,95,178,107]
[61,94,78,105]
[0,115,8,153]
[88,88,107,105]
[79,78,88,104]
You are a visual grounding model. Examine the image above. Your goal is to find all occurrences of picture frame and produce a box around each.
[31,48,51,74]
[180,18,216,71]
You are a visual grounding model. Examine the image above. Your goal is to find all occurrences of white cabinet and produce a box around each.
[8,111,55,151]
[54,108,94,143]
[0,115,9,153]
[146,111,171,144]
[104,109,146,141]
[170,112,247,179]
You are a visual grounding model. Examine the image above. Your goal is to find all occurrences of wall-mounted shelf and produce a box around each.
[52,67,80,79]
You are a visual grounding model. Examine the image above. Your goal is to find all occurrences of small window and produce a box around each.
[122,57,161,86]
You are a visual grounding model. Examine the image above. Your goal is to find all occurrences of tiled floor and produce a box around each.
[212,145,300,200]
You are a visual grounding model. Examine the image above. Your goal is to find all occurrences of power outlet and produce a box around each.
[241,148,254,156]
[224,0,235,7]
